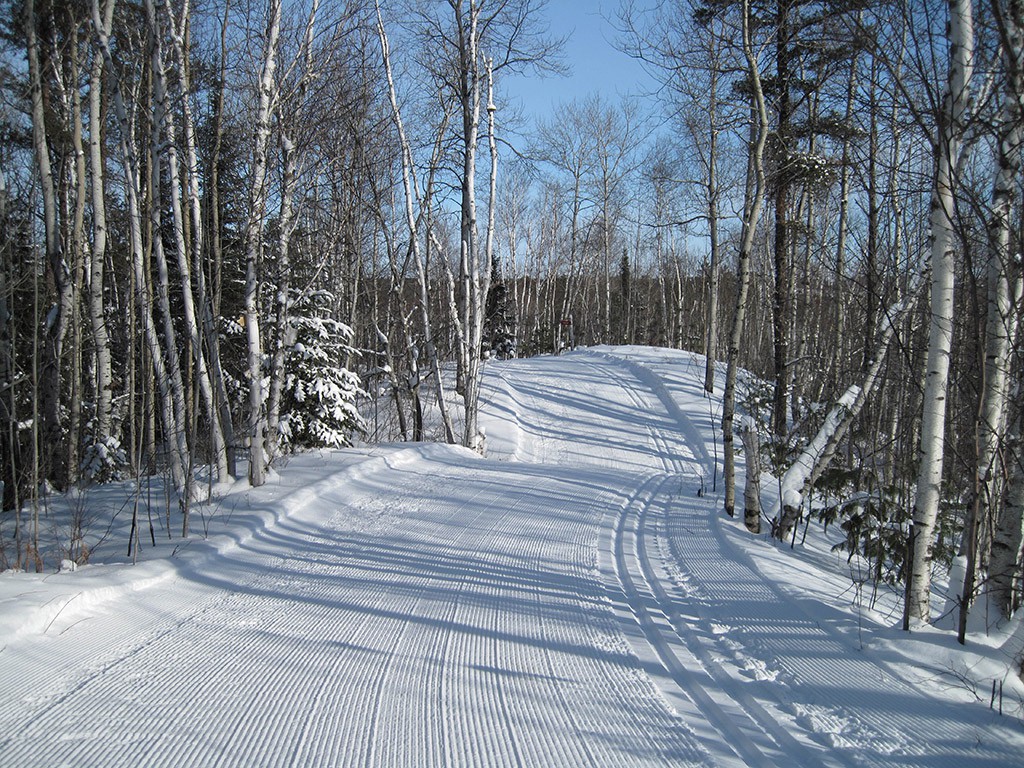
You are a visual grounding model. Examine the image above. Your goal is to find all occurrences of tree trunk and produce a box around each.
[451,1,491,453]
[984,0,1024,621]
[724,0,769,520]
[243,0,283,487]
[26,0,71,490]
[147,0,230,500]
[770,2,793,443]
[206,0,236,476]
[266,135,297,458]
[739,417,761,533]
[376,3,457,445]
[163,0,233,481]
[146,19,192,501]
[88,0,115,450]
[774,290,917,541]
[92,0,188,495]
[833,49,858,383]
[907,0,973,627]
[67,28,87,488]
[704,61,721,393]
[0,158,18,514]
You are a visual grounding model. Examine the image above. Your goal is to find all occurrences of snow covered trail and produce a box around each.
[0,455,707,765]
[1,347,1022,766]
[486,348,1024,767]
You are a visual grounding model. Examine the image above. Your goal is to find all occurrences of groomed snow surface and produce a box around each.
[2,347,1022,767]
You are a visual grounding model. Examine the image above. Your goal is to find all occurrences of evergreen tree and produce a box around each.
[484,258,516,360]
[279,291,365,450]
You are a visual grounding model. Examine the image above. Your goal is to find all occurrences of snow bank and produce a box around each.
[0,444,477,648]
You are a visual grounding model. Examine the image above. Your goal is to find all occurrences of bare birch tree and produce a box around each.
[87,0,115,453]
[907,0,974,626]
[722,0,769,525]
[92,0,189,495]
[984,0,1024,621]
[243,0,283,487]
[376,1,458,444]
[26,0,73,490]
[144,0,231,503]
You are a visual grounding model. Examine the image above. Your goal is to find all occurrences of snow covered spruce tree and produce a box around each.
[485,258,516,360]
[277,292,365,451]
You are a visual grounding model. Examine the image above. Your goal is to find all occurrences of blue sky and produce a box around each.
[501,0,653,124]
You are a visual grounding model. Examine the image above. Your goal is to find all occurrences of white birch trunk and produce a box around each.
[266,135,297,457]
[775,292,918,541]
[723,0,769,522]
[26,0,72,488]
[91,0,187,495]
[992,401,1024,617]
[908,0,973,625]
[987,0,1024,618]
[704,118,720,393]
[88,0,115,446]
[145,0,228,494]
[456,1,485,451]
[163,0,235,480]
[205,0,237,475]
[243,0,283,487]
[264,0,320,453]
[146,21,192,497]
[739,416,762,533]
[958,76,1020,639]
[68,31,88,488]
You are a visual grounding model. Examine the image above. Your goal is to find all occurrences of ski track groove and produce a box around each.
[586,356,801,766]
[660,492,1021,766]
[501,361,711,767]
[600,355,849,766]
[594,348,1023,767]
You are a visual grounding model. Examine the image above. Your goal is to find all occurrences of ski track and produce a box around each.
[584,347,1023,768]
[2,348,1022,766]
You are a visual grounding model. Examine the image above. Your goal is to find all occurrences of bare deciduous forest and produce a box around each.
[1,0,1023,643]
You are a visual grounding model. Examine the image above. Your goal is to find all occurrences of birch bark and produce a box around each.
[26,0,72,489]
[454,0,486,451]
[266,0,318,459]
[986,0,1024,619]
[145,16,192,498]
[243,0,283,487]
[91,0,187,495]
[376,3,457,444]
[145,0,229,494]
[163,0,235,480]
[773,290,917,541]
[908,0,974,625]
[88,0,115,447]
[265,135,297,457]
[723,0,769,523]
